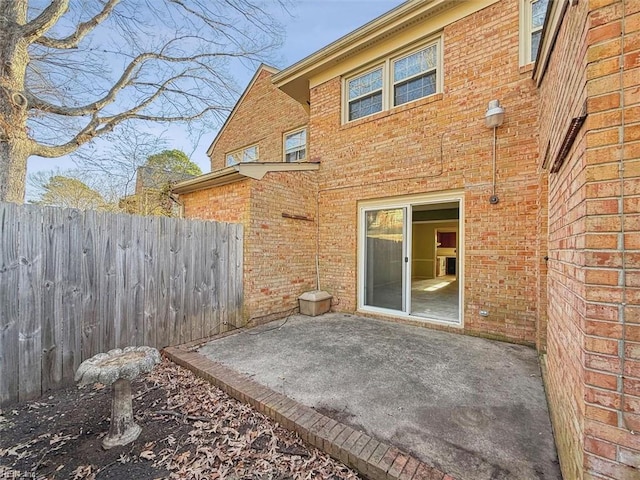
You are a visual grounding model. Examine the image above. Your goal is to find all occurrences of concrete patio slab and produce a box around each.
[180,313,561,480]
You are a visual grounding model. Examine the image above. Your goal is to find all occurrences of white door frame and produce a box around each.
[357,191,464,327]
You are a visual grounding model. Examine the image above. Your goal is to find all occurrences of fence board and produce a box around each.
[143,216,158,348]
[203,221,219,337]
[191,221,205,341]
[0,203,243,406]
[131,216,145,347]
[17,205,43,401]
[0,203,20,404]
[99,213,117,352]
[62,208,83,382]
[41,207,64,393]
[234,224,244,327]
[81,210,100,359]
[182,220,194,342]
[217,222,229,332]
[155,217,171,348]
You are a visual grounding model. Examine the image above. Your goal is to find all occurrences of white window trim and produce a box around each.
[342,36,443,124]
[226,144,259,166]
[345,65,386,122]
[519,0,547,66]
[283,127,308,163]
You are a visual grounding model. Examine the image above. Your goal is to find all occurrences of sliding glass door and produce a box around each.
[359,194,463,325]
[363,207,406,311]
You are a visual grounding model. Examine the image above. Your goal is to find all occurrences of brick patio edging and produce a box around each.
[163,346,454,480]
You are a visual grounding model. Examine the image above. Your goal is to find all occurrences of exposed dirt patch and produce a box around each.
[0,358,360,479]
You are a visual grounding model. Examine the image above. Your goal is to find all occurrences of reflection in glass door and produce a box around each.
[363,208,406,311]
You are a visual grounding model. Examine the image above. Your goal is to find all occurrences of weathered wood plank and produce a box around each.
[217,222,229,332]
[0,203,20,404]
[233,223,244,327]
[115,213,132,348]
[143,216,158,348]
[41,207,64,394]
[17,205,43,401]
[62,208,83,384]
[81,210,100,360]
[181,220,194,342]
[99,212,117,351]
[168,218,184,346]
[198,222,216,337]
[155,216,170,349]
[228,223,245,329]
[130,216,145,347]
[192,221,206,341]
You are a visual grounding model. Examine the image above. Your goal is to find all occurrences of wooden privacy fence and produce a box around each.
[0,202,243,405]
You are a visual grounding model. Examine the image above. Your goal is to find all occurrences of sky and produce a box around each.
[26,0,407,182]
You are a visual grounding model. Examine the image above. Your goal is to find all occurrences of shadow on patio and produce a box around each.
[165,313,561,480]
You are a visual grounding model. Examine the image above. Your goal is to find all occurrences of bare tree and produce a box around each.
[70,124,169,203]
[0,0,288,203]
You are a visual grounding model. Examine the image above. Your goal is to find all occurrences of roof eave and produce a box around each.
[171,166,245,194]
[172,162,320,195]
[272,0,456,103]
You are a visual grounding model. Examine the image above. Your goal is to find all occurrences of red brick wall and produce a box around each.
[582,0,640,477]
[539,1,589,476]
[244,171,318,323]
[542,0,640,478]
[181,181,251,224]
[180,171,318,324]
[210,68,309,170]
[311,0,543,344]
[184,66,315,324]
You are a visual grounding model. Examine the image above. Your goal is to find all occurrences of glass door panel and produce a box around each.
[364,208,405,311]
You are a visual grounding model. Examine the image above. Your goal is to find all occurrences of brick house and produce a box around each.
[174,1,640,478]
[173,65,319,324]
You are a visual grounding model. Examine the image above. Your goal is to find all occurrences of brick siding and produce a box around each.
[209,68,309,170]
[541,0,640,478]
[310,0,544,345]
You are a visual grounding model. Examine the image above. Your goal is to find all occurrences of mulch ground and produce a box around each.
[0,358,361,480]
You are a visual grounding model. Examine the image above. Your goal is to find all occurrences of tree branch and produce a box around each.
[26,48,243,117]
[29,99,226,159]
[35,0,122,49]
[22,0,69,43]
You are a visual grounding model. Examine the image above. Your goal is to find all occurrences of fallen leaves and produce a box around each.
[0,358,360,480]
[140,450,157,460]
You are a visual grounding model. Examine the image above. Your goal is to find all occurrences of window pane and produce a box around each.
[349,91,383,121]
[243,146,258,162]
[226,154,236,166]
[286,148,306,162]
[285,130,306,151]
[349,68,383,100]
[394,71,436,106]
[394,44,437,83]
[364,208,405,311]
[531,31,542,62]
[532,0,548,29]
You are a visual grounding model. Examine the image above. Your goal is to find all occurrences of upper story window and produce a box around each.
[344,38,441,123]
[348,68,384,121]
[393,44,438,106]
[520,0,549,65]
[226,144,258,166]
[284,128,307,162]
